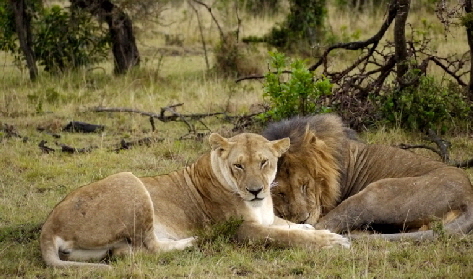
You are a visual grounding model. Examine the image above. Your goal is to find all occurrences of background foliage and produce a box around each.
[0,0,109,73]
[262,52,332,121]
[33,5,109,72]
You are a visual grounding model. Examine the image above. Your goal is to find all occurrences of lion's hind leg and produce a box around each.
[316,169,473,239]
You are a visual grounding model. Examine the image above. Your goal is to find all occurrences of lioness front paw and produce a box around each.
[176,236,197,249]
[297,224,315,230]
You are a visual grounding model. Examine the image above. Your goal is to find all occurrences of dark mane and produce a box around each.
[262,114,356,151]
[263,114,356,214]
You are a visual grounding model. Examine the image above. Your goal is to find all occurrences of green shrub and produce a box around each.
[260,52,333,121]
[0,1,16,53]
[33,5,109,73]
[378,75,470,132]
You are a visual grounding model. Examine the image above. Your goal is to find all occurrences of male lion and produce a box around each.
[263,114,473,240]
[40,133,349,268]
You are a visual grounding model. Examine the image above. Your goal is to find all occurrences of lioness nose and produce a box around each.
[247,187,263,196]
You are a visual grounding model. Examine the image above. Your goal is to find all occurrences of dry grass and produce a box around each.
[1,1,473,278]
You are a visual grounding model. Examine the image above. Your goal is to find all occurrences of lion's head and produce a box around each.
[263,115,349,224]
[209,133,290,206]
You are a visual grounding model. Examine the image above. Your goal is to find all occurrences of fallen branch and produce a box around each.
[39,140,55,154]
[399,130,472,169]
[112,137,164,152]
[56,142,98,154]
[1,124,23,139]
[398,143,443,158]
[90,104,225,137]
[63,121,105,133]
[38,137,164,154]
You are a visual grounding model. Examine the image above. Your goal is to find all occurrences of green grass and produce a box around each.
[2,2,473,278]
[2,73,473,279]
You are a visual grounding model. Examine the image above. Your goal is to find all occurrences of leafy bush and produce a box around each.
[378,75,470,132]
[261,52,333,121]
[0,1,16,53]
[266,0,326,53]
[33,5,109,73]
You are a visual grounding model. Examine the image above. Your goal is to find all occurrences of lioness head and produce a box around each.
[209,133,290,206]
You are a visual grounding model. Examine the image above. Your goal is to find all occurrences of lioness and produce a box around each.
[40,133,349,268]
[263,114,473,240]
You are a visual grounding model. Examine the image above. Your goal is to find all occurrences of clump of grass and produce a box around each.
[195,217,243,248]
[0,223,41,244]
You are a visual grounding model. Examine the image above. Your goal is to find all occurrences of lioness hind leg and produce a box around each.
[146,237,196,252]
[158,237,196,251]
[143,229,196,252]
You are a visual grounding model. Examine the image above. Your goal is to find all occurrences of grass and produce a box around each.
[1,1,473,278]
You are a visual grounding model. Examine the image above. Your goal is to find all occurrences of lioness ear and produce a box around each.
[208,133,229,151]
[271,137,290,157]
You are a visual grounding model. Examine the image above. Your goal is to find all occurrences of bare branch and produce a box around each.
[191,0,225,40]
[308,0,399,72]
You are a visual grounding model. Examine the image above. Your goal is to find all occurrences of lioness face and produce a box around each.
[209,133,290,205]
[271,157,321,224]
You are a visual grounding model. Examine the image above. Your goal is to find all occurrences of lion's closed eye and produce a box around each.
[233,163,244,170]
[301,184,308,195]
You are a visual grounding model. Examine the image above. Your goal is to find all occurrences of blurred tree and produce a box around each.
[70,0,140,74]
[464,0,473,100]
[9,0,38,80]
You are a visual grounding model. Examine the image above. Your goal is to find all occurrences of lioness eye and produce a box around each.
[260,159,268,168]
[234,164,244,170]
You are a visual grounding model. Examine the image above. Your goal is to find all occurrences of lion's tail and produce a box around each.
[40,232,111,269]
[444,199,473,236]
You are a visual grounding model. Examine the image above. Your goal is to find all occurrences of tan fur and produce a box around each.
[263,114,473,240]
[40,133,349,268]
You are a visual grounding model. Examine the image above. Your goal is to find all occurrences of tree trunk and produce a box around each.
[465,0,473,100]
[70,0,140,74]
[394,0,410,88]
[10,0,38,81]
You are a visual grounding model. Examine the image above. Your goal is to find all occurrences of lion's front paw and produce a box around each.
[313,230,351,249]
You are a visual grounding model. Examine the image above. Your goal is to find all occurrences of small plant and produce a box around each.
[260,52,333,121]
[378,74,470,132]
